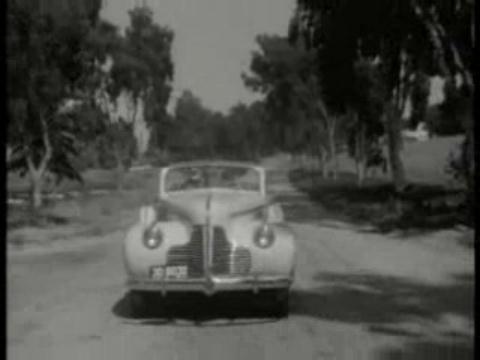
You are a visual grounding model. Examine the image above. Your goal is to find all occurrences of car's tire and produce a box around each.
[129,290,153,317]
[274,289,290,318]
[263,289,289,318]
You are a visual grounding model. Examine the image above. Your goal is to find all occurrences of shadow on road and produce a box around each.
[289,272,474,359]
[290,272,473,328]
[374,339,473,360]
[285,169,470,235]
[112,291,283,326]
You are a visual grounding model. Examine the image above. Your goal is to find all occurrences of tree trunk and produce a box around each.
[463,119,474,221]
[327,118,338,180]
[131,96,142,160]
[300,153,308,170]
[115,147,125,191]
[311,146,319,172]
[465,130,474,191]
[386,106,407,192]
[320,147,328,179]
[30,173,44,209]
[354,115,366,187]
[116,163,125,191]
[356,159,366,187]
[26,117,52,209]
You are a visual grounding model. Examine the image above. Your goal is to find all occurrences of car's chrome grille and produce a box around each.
[166,225,204,278]
[211,226,251,276]
[231,247,252,275]
[165,225,252,279]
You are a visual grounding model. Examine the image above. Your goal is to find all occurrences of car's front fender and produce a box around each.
[123,221,190,278]
[228,219,296,277]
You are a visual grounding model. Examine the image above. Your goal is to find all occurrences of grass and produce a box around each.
[6,135,469,246]
[282,136,470,233]
[7,167,157,196]
[401,135,464,185]
[287,169,467,232]
[331,135,465,186]
[7,168,159,247]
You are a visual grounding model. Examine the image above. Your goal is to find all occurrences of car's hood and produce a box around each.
[162,191,270,224]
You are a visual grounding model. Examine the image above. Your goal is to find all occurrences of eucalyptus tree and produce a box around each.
[348,58,387,186]
[169,90,215,159]
[7,0,103,207]
[225,102,270,160]
[290,0,474,192]
[107,5,174,157]
[243,35,341,174]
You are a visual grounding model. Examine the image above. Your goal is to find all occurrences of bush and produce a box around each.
[446,136,474,225]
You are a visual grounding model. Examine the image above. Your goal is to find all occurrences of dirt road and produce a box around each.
[7,168,474,359]
[8,219,473,360]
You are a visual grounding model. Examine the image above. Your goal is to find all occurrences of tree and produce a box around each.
[13,0,102,23]
[169,90,215,159]
[97,119,137,190]
[431,78,471,135]
[294,72,346,179]
[290,0,474,193]
[244,35,309,153]
[244,35,342,174]
[348,58,387,186]
[107,4,174,158]
[409,71,430,129]
[7,1,102,208]
[224,102,270,160]
[74,3,175,189]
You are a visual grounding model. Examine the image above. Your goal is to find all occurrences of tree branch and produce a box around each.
[410,0,451,77]
[410,0,473,90]
[38,116,52,175]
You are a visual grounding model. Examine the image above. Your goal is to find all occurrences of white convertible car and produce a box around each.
[123,161,296,316]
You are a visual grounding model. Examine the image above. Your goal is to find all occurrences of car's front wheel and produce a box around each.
[128,290,156,317]
[264,289,289,318]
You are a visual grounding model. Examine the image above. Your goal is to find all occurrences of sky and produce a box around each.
[100,0,296,114]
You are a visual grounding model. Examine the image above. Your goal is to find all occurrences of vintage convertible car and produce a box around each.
[123,160,296,316]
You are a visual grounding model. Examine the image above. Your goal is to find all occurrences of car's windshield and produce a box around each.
[164,165,261,192]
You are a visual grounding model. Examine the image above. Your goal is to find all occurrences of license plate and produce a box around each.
[165,265,188,279]
[150,266,164,280]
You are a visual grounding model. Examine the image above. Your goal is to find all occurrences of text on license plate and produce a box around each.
[151,266,188,279]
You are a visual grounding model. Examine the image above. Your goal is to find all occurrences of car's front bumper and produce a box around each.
[126,275,292,295]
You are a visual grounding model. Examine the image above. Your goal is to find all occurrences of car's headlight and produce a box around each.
[254,224,275,249]
[143,226,163,249]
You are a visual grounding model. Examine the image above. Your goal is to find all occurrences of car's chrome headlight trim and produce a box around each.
[254,223,275,249]
[143,226,164,249]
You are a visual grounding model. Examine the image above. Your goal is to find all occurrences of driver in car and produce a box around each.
[187,168,204,188]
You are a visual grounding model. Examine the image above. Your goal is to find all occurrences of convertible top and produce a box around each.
[165,160,263,170]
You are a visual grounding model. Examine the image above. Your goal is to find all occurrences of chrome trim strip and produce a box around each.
[126,277,292,294]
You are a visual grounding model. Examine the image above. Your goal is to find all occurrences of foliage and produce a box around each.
[243,35,333,156]
[7,1,102,191]
[168,90,213,157]
[7,1,176,205]
[107,5,174,156]
[409,71,430,129]
[435,79,472,135]
[71,4,175,173]
[96,120,137,169]
[347,58,387,150]
[13,0,102,24]
[159,90,271,162]
[290,0,474,191]
[224,101,271,159]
